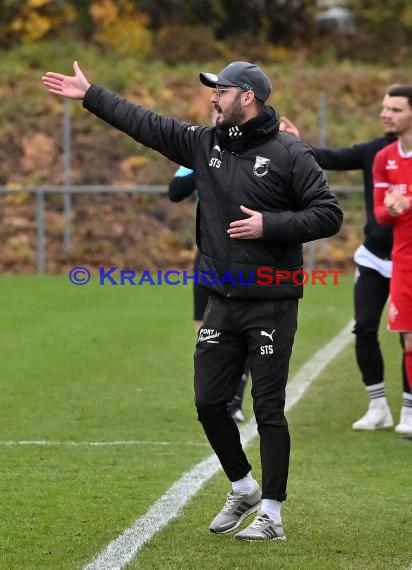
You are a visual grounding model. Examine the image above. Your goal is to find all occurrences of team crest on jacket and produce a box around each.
[253,156,270,177]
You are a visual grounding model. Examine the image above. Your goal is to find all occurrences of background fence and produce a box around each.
[0,92,364,275]
[0,184,362,275]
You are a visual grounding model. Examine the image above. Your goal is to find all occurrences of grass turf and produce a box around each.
[0,274,410,569]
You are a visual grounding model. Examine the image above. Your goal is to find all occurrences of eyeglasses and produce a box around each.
[212,87,245,100]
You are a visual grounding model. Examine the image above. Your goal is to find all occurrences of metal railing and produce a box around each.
[0,185,168,274]
[0,184,361,275]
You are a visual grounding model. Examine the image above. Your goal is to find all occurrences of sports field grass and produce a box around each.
[1,274,410,569]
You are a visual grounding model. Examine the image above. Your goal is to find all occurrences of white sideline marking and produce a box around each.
[84,321,354,570]
[0,440,208,447]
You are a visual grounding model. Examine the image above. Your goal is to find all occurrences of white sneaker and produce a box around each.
[395,408,412,436]
[209,484,262,534]
[352,400,393,430]
[234,511,286,541]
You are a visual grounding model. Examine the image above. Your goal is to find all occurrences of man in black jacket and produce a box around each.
[282,97,410,435]
[42,60,342,541]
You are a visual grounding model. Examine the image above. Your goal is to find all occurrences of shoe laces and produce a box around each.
[248,513,270,529]
[222,492,242,512]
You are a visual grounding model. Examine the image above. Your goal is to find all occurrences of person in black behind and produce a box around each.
[168,164,249,422]
[42,60,342,541]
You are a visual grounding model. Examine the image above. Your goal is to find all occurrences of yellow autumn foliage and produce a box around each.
[89,0,119,25]
[89,0,152,56]
[27,0,48,7]
[8,0,76,43]
[11,12,52,41]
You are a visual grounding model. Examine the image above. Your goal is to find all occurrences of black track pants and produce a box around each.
[353,265,390,385]
[194,295,298,501]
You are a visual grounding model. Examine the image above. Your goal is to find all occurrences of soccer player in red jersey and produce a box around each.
[373,84,412,437]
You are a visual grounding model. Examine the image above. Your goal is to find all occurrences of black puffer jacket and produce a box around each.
[84,85,343,299]
[314,134,396,260]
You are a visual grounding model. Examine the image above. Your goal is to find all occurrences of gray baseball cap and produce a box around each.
[199,61,272,103]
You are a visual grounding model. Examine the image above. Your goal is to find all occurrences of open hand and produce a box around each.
[41,61,90,100]
[228,205,263,239]
[279,116,301,138]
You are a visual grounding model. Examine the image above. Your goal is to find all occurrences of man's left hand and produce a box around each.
[228,206,263,239]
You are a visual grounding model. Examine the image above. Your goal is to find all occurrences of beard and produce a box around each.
[217,93,246,130]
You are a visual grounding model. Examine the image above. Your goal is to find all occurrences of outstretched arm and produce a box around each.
[42,61,90,100]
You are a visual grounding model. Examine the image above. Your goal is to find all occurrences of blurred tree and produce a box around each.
[134,0,316,45]
[0,0,411,61]
[61,0,95,39]
[0,0,77,45]
[349,0,412,36]
[211,0,316,45]
[89,0,152,56]
[136,0,216,27]
[347,0,412,60]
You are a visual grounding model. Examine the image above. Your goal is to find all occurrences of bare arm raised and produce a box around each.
[42,61,90,100]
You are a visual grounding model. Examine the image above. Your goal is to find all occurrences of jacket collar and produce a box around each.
[216,106,280,153]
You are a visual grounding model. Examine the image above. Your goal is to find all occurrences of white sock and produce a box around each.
[261,499,282,523]
[232,472,256,494]
[366,382,387,404]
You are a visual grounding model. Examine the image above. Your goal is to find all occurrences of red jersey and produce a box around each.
[373,140,412,265]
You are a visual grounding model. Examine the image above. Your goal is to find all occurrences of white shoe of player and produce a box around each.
[395,407,412,436]
[352,400,393,430]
